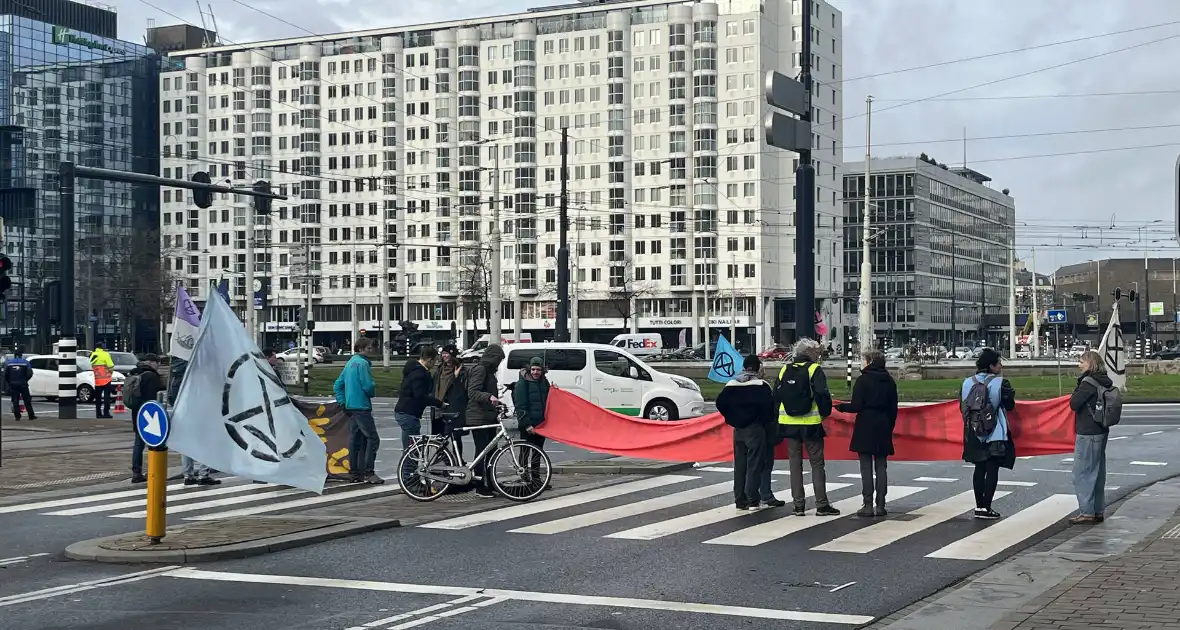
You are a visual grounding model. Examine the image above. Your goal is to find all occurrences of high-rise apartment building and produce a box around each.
[158,0,843,350]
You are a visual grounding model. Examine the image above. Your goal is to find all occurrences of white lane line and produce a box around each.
[344,595,493,629]
[997,481,1038,487]
[387,606,483,629]
[1109,436,1130,441]
[1061,458,1074,463]
[813,489,996,554]
[0,553,50,567]
[185,485,401,521]
[829,581,857,593]
[1031,469,1071,474]
[1142,431,1164,436]
[1109,472,1149,477]
[0,566,179,608]
[913,477,958,483]
[509,481,733,535]
[44,482,275,516]
[1130,461,1168,466]
[420,475,698,530]
[697,467,799,476]
[1017,456,1036,460]
[926,494,1078,560]
[0,481,216,514]
[1106,486,1122,490]
[705,486,924,547]
[166,568,875,625]
[838,474,862,479]
[605,481,800,541]
[111,488,306,518]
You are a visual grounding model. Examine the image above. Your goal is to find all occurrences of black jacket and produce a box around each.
[129,363,164,413]
[961,375,1017,468]
[394,360,443,418]
[715,373,776,430]
[465,344,506,426]
[1069,371,1113,435]
[775,361,833,441]
[837,358,898,456]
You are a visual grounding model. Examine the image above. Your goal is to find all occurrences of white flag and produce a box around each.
[169,292,326,493]
[1097,304,1127,391]
[169,283,201,362]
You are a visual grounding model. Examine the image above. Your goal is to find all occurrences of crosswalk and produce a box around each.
[419,473,1080,562]
[0,478,396,521]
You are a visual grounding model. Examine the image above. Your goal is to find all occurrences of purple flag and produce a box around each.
[169,282,201,361]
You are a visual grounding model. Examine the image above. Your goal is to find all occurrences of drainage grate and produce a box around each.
[1160,524,1180,539]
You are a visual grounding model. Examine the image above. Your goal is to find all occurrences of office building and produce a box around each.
[1054,257,1180,347]
[157,0,844,350]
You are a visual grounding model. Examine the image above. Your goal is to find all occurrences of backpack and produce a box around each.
[123,373,144,409]
[962,375,998,440]
[1083,376,1123,429]
[776,363,815,416]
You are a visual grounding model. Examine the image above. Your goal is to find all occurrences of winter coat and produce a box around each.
[465,344,506,426]
[836,358,898,456]
[3,356,32,388]
[395,360,442,418]
[960,373,1017,468]
[334,354,375,411]
[433,362,456,403]
[513,368,550,430]
[127,363,164,414]
[715,372,776,430]
[1069,371,1114,436]
[442,366,469,417]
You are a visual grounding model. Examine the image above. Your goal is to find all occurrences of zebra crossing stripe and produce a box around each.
[185,484,402,520]
[812,490,1003,554]
[0,480,232,515]
[111,488,306,518]
[509,481,734,535]
[420,475,698,531]
[703,485,921,547]
[605,480,802,541]
[43,482,276,516]
[925,494,1076,560]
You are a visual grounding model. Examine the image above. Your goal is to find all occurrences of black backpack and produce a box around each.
[963,375,998,440]
[776,362,815,416]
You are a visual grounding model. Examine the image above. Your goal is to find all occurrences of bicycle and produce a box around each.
[397,401,553,503]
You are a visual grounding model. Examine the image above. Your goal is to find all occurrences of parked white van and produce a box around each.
[497,343,706,421]
[460,333,533,360]
[609,333,664,357]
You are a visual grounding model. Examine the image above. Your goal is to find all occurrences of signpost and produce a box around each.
[1046,309,1067,324]
[136,401,170,543]
[1045,310,1067,394]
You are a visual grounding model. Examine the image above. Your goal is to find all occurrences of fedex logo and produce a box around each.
[625,339,659,348]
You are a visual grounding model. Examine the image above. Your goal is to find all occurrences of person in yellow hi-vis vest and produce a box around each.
[775,338,838,516]
[89,343,115,418]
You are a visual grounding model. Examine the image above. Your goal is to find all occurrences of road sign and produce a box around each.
[1046,309,1067,324]
[1150,301,1165,317]
[136,400,170,448]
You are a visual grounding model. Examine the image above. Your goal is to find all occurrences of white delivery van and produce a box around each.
[461,333,532,359]
[610,332,664,357]
[497,342,706,421]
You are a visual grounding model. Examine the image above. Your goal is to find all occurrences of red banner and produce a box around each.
[535,388,1075,462]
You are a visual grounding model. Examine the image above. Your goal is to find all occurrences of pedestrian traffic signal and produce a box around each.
[0,254,11,297]
[253,180,271,214]
[191,171,213,208]
[296,306,307,329]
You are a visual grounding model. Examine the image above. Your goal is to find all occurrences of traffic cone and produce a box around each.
[113,384,127,414]
[18,399,25,416]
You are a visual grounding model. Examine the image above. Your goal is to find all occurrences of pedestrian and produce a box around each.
[776,338,839,516]
[716,354,778,510]
[394,345,444,450]
[513,356,551,486]
[837,349,898,517]
[89,343,115,418]
[3,347,35,421]
[465,343,506,498]
[125,354,164,484]
[335,337,381,484]
[960,348,1016,520]
[1068,350,1114,525]
[432,344,460,417]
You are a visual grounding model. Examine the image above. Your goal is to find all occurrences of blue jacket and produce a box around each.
[335,354,375,411]
[960,373,1010,443]
[4,356,31,387]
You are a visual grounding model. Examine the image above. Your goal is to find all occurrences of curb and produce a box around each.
[553,457,694,475]
[64,516,400,564]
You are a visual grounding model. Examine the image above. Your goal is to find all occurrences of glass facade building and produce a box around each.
[0,14,161,351]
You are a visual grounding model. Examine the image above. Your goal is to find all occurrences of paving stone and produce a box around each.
[96,516,349,551]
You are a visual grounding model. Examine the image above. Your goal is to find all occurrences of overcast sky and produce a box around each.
[115,0,1180,272]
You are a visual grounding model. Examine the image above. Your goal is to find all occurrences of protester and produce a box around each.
[513,356,551,485]
[465,343,506,498]
[335,337,381,484]
[716,354,778,510]
[776,338,838,516]
[960,348,1016,520]
[433,344,460,404]
[126,354,165,484]
[394,345,444,450]
[89,343,115,418]
[3,348,35,421]
[1068,350,1113,525]
[837,349,898,517]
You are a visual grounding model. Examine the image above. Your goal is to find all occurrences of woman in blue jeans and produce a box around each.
[1068,350,1112,524]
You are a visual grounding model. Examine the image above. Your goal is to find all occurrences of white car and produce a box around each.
[277,347,324,363]
[25,355,126,403]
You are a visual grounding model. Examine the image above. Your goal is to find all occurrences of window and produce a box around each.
[594,350,643,379]
[506,348,587,370]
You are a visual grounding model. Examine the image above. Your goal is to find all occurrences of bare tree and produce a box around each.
[605,257,657,330]
[86,228,180,350]
[456,246,495,336]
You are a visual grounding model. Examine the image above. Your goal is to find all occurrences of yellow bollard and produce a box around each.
[145,448,168,543]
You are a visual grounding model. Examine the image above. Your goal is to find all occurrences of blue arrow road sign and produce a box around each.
[136,400,170,448]
[1047,309,1067,324]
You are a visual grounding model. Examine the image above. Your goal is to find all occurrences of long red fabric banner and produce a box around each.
[535,387,1076,462]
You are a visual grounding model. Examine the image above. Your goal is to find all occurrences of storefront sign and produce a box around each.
[641,317,689,327]
[52,26,126,55]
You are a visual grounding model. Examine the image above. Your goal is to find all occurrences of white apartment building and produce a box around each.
[157,0,844,350]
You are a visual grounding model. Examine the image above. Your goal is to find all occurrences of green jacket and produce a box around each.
[513,369,550,430]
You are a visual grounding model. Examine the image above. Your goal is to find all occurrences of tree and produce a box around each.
[86,227,181,351]
[604,258,657,330]
[456,245,495,336]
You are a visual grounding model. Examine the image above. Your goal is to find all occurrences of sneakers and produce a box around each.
[815,505,841,516]
[792,506,806,517]
[974,507,1001,520]
[364,474,385,485]
[130,474,147,484]
[874,505,888,517]
[735,503,754,511]
[475,487,496,498]
[857,504,875,517]
[1069,514,1099,525]
[761,498,787,508]
[196,477,221,486]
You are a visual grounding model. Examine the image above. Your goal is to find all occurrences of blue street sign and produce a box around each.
[136,400,170,448]
[1046,309,1067,324]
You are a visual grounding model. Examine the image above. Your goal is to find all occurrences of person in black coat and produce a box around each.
[716,355,779,510]
[1068,350,1114,525]
[837,350,898,517]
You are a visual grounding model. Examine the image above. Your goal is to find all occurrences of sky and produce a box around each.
[110,0,1180,273]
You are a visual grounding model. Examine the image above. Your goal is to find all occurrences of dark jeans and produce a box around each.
[973,458,1002,509]
[787,437,830,509]
[94,383,112,416]
[858,453,888,506]
[760,427,779,501]
[131,423,146,474]
[348,409,379,477]
[471,427,497,488]
[733,424,768,506]
[394,412,421,451]
[9,385,33,419]
[520,431,546,478]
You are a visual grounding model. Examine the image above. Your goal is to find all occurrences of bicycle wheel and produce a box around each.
[488,441,552,502]
[398,439,456,502]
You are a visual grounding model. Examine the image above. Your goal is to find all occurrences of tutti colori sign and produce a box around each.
[51,26,126,55]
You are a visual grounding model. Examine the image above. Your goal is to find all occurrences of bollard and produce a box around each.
[846,328,854,390]
[145,447,168,543]
[113,384,127,414]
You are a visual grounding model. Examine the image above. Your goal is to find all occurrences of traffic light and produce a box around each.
[0,254,12,298]
[191,171,213,208]
[253,180,271,214]
[296,306,307,329]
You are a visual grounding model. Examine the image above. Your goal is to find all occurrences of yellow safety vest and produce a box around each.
[777,362,822,425]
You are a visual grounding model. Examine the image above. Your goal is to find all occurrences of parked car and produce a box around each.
[277,347,324,363]
[1150,346,1180,360]
[24,355,126,403]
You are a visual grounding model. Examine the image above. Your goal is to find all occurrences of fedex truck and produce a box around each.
[610,333,664,357]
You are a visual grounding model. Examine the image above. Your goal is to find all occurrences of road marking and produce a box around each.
[607,481,804,541]
[838,474,862,479]
[813,490,999,554]
[0,481,210,514]
[345,596,483,629]
[0,566,180,608]
[1142,431,1163,436]
[387,605,483,629]
[166,568,875,625]
[44,482,276,516]
[111,488,306,518]
[1031,468,1070,474]
[1061,458,1074,463]
[420,475,698,530]
[1109,436,1129,441]
[509,481,733,535]
[697,466,799,476]
[1130,461,1168,466]
[705,485,922,547]
[913,477,958,483]
[996,481,1038,487]
[926,494,1077,560]
[1106,486,1121,490]
[185,485,401,520]
[0,552,50,567]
